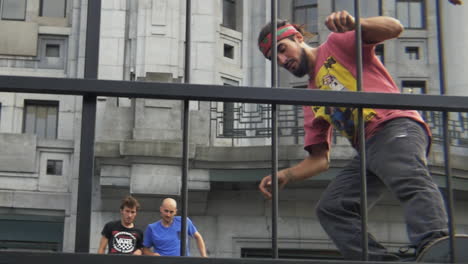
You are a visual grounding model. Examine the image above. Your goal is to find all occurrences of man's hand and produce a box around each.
[449,0,463,5]
[325,11,355,33]
[258,169,293,199]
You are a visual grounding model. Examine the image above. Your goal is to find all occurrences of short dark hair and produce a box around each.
[120,195,140,210]
[257,19,307,51]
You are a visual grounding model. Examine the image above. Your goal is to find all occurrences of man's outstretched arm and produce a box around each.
[259,143,329,199]
[325,11,404,44]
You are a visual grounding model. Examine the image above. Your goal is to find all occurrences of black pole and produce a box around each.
[75,0,101,253]
[180,0,191,257]
[435,1,456,262]
[270,0,279,259]
[354,0,368,260]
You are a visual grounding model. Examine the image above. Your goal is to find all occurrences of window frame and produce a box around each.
[332,0,382,17]
[401,80,427,120]
[405,46,420,60]
[22,100,59,140]
[222,0,237,30]
[396,0,426,29]
[221,77,240,137]
[38,35,68,70]
[0,0,27,21]
[292,0,318,34]
[39,0,67,18]
[375,44,384,64]
[46,159,63,176]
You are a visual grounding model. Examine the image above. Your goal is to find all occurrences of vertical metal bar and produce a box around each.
[180,0,191,257]
[354,0,368,260]
[74,0,101,253]
[436,1,456,262]
[270,0,279,259]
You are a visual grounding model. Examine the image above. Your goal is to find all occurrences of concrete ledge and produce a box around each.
[120,140,196,158]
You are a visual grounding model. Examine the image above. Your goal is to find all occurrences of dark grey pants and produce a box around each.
[316,118,448,261]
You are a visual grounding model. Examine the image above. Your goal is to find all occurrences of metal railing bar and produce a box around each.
[0,76,467,112]
[436,1,456,261]
[270,0,279,259]
[442,111,456,263]
[74,0,101,253]
[353,0,368,260]
[180,0,192,256]
[0,251,398,264]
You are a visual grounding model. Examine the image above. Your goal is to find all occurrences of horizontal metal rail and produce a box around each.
[0,76,467,112]
[0,251,409,264]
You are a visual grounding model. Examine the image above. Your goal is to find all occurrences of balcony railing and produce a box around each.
[211,103,468,148]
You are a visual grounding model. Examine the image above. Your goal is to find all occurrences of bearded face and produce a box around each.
[291,47,310,77]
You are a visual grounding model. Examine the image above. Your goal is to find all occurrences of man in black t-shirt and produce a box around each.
[98,196,144,255]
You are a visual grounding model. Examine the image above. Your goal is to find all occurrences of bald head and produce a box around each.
[161,198,177,209]
[160,198,178,226]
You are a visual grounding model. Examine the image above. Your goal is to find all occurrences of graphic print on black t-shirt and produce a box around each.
[102,220,143,254]
[111,230,137,253]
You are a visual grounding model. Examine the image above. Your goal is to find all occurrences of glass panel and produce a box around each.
[36,106,47,138]
[222,0,236,30]
[1,0,26,20]
[45,44,60,57]
[224,44,234,59]
[46,106,57,139]
[295,0,317,7]
[362,0,380,17]
[46,160,62,175]
[24,105,36,134]
[409,0,423,28]
[375,44,384,64]
[294,8,306,26]
[306,6,317,33]
[334,0,379,17]
[334,0,353,13]
[396,1,409,28]
[402,81,425,94]
[40,0,66,17]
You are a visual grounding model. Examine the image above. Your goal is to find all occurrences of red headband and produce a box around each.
[259,24,299,57]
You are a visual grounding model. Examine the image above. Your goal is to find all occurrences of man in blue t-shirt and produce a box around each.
[142,198,207,257]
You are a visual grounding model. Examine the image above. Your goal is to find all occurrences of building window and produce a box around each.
[375,44,384,64]
[0,215,64,252]
[224,44,234,59]
[222,0,236,30]
[402,80,426,119]
[293,0,318,33]
[333,0,381,18]
[46,160,63,175]
[1,0,27,21]
[38,36,67,69]
[46,44,60,57]
[396,0,425,29]
[40,0,66,18]
[405,46,420,60]
[401,80,426,94]
[23,100,59,139]
[222,78,239,137]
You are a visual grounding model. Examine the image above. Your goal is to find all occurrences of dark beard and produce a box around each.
[291,48,309,77]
